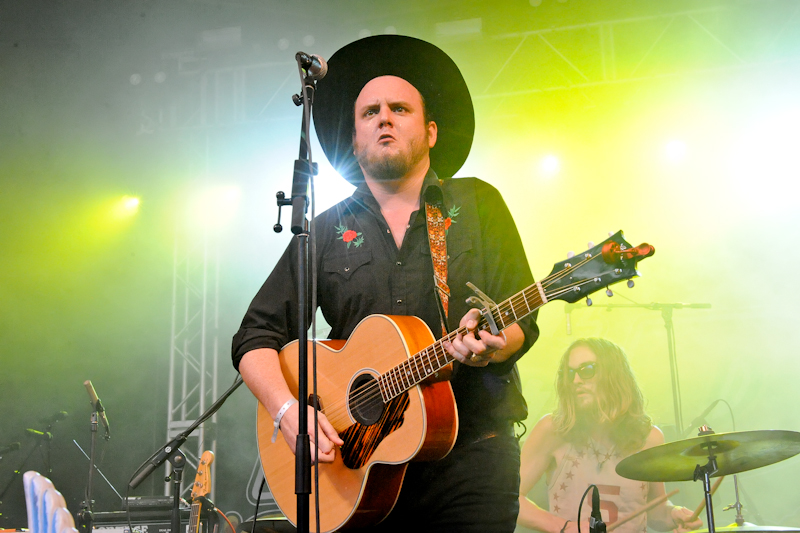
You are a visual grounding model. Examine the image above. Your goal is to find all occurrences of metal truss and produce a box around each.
[473,3,800,99]
[165,213,221,498]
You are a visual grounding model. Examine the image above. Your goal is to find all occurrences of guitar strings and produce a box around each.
[315,253,608,427]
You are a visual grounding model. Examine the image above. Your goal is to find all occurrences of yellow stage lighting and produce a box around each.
[110,195,141,220]
[541,155,561,176]
[664,140,687,163]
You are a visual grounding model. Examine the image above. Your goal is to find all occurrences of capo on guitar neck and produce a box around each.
[465,282,499,336]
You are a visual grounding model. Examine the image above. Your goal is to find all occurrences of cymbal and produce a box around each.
[616,430,800,482]
[697,524,800,533]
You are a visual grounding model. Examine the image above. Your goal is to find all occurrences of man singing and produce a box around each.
[233,35,539,532]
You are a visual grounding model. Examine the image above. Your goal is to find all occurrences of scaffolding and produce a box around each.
[165,217,220,498]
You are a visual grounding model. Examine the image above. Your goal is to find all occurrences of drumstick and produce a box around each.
[689,476,725,522]
[607,489,679,531]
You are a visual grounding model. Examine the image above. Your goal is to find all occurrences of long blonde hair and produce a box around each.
[552,338,652,454]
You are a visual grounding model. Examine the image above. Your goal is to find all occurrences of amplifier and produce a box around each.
[93,509,214,533]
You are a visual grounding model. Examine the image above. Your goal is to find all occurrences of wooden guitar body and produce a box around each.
[256,314,459,533]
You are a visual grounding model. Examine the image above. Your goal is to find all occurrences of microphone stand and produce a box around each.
[127,376,244,533]
[0,419,60,505]
[273,57,320,533]
[565,301,710,436]
[77,406,104,533]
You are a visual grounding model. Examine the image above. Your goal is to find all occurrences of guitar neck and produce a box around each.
[379,281,547,401]
[378,233,654,402]
[189,500,203,533]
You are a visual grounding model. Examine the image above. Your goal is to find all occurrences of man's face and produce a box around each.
[567,345,599,410]
[352,75,438,181]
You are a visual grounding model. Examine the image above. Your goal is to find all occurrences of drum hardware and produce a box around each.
[616,427,800,533]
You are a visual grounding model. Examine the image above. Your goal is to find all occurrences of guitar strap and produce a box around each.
[424,183,450,337]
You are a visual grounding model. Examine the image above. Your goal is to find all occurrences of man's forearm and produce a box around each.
[239,347,295,416]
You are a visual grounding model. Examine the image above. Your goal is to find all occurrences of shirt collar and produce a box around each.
[352,168,442,210]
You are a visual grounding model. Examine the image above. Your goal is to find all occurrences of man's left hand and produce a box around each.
[443,308,507,367]
[671,506,703,533]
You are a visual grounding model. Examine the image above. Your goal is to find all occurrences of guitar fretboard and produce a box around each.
[377,282,547,401]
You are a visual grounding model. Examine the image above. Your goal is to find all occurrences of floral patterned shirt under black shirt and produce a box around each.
[232,170,539,437]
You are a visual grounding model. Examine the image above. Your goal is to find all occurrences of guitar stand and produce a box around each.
[167,450,186,533]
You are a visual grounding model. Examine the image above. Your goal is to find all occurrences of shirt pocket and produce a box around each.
[322,249,373,280]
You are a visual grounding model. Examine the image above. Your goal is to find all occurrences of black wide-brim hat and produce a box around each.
[313,34,475,184]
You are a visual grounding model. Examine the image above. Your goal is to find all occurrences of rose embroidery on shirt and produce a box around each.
[336,224,364,248]
[444,205,460,235]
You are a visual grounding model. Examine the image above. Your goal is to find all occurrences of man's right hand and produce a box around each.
[279,403,344,464]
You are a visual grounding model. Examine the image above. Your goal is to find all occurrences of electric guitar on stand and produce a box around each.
[189,451,218,533]
[256,230,655,532]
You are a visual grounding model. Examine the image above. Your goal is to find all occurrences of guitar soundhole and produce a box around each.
[348,373,385,426]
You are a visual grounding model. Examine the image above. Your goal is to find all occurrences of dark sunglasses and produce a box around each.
[564,362,597,381]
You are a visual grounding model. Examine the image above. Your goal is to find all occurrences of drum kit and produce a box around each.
[616,427,800,533]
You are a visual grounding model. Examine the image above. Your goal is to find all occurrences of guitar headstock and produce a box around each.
[190,450,215,500]
[543,230,655,304]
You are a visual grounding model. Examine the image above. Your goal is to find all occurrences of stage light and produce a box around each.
[313,161,356,212]
[123,196,140,211]
[110,195,141,221]
[541,155,561,176]
[665,140,687,163]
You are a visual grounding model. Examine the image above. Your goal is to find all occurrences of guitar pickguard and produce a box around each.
[339,392,410,469]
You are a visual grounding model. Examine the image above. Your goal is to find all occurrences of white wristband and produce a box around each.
[271,398,298,443]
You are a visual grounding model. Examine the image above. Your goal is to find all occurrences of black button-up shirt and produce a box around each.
[233,171,539,435]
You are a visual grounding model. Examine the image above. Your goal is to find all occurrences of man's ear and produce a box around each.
[427,120,438,148]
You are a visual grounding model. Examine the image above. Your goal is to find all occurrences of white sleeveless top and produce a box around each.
[548,440,649,533]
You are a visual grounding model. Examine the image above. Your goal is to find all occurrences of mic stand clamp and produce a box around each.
[590,517,607,533]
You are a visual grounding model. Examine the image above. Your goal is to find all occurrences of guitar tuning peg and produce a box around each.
[587,241,595,248]
[606,288,613,297]
[586,297,592,306]
[567,251,575,259]
[627,280,634,288]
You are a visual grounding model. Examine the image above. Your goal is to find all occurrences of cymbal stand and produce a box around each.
[722,475,745,526]
[693,428,719,533]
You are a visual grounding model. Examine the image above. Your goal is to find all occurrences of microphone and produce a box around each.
[40,411,69,424]
[26,429,53,441]
[0,442,21,454]
[681,399,721,438]
[590,485,606,533]
[84,380,111,440]
[295,51,328,80]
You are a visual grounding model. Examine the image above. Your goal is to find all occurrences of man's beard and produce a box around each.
[354,135,429,181]
[572,398,601,433]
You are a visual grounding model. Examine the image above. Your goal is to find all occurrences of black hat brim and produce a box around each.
[313,35,475,184]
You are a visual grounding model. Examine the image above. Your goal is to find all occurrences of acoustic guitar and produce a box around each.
[256,230,655,532]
